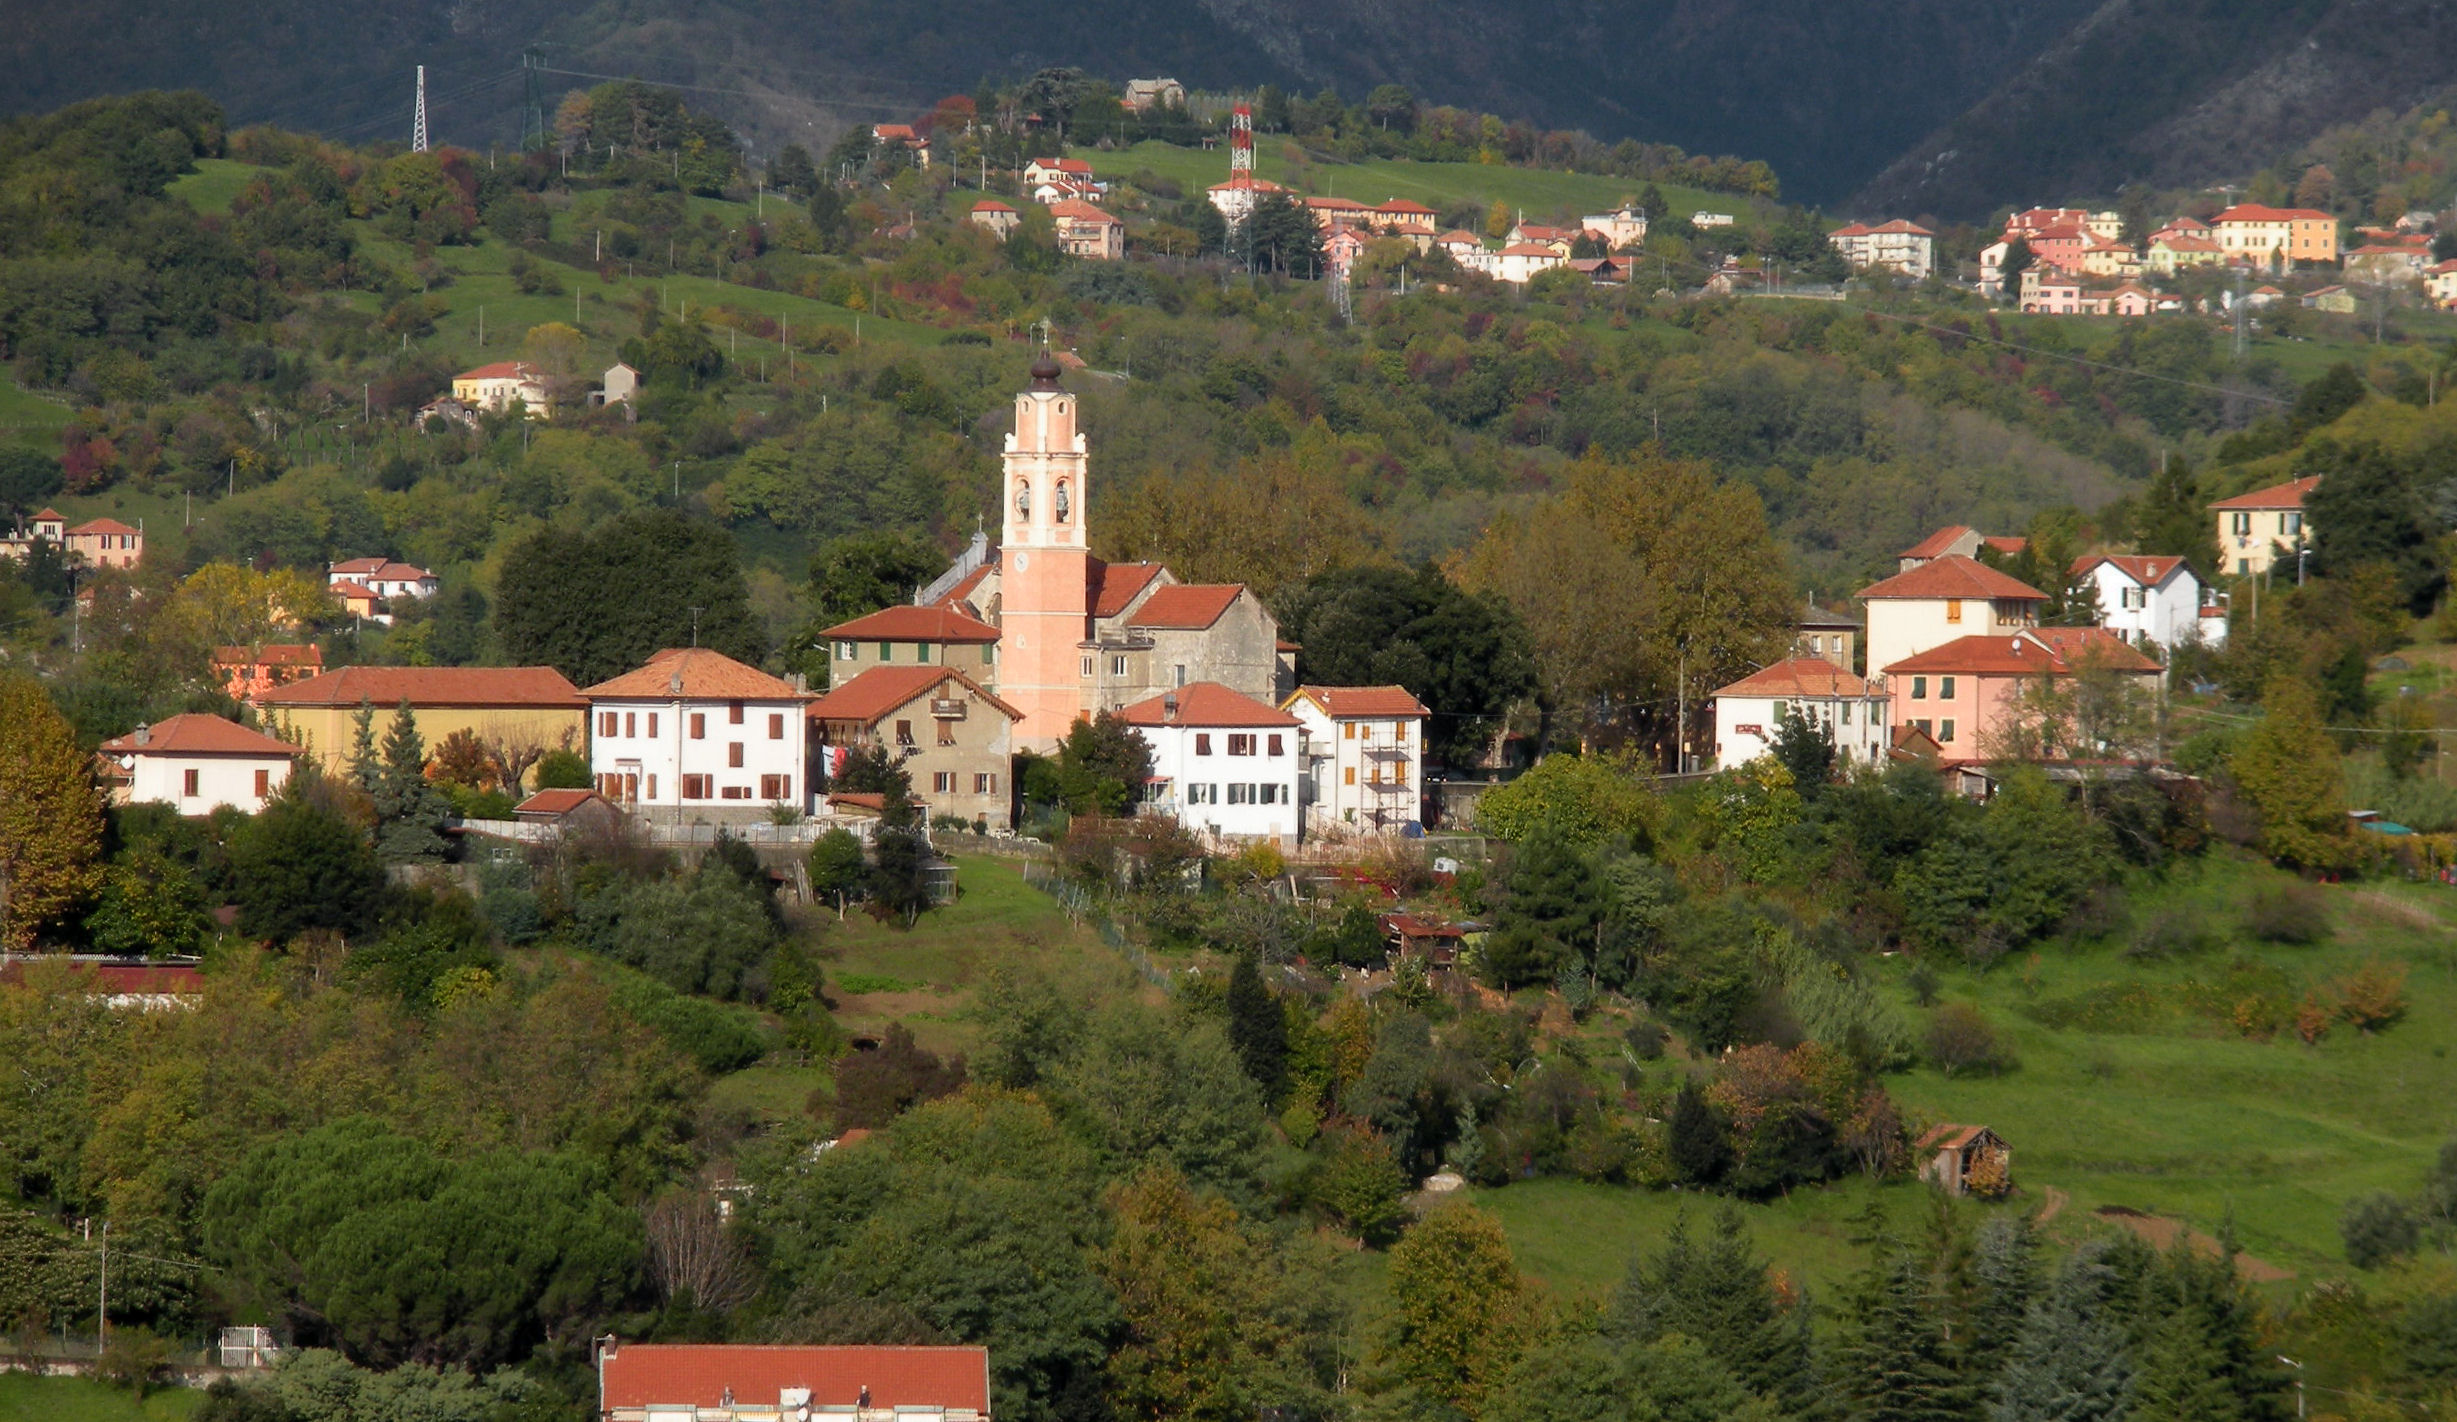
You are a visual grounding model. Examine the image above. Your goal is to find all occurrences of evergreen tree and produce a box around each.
[1225,952,1290,1104]
[1770,710,1837,801]
[1609,1207,1811,1399]
[2131,456,2217,575]
[1990,1242,2133,1422]
[348,698,380,797]
[2305,438,2445,614]
[867,782,935,926]
[1842,1249,1966,1422]
[2122,1239,2289,1422]
[1484,828,1604,989]
[371,700,449,863]
[1666,1079,1733,1187]
[1966,1216,2041,1388]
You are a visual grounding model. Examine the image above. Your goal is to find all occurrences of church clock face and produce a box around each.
[1013,553,1028,571]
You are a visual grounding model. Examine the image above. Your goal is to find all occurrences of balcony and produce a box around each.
[931,699,967,719]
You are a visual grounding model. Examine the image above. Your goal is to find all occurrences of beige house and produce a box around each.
[1581,201,1650,251]
[1828,219,1936,280]
[1795,602,1859,670]
[2210,204,2339,266]
[1049,199,1124,260]
[821,604,1001,688]
[1857,555,2049,683]
[451,361,552,415]
[1493,242,1566,284]
[1282,685,1428,836]
[2211,474,2318,578]
[66,517,142,569]
[969,200,1020,238]
[1122,78,1187,112]
[253,664,586,780]
[808,666,1021,830]
[2146,230,2226,273]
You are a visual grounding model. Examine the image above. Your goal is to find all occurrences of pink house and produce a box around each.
[1884,627,2162,764]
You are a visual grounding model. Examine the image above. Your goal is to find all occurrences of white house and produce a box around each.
[1116,683,1302,847]
[327,557,437,600]
[2070,554,2224,649]
[1581,202,1650,251]
[1282,685,1427,837]
[1856,555,2049,686]
[98,714,297,815]
[1709,659,1891,771]
[450,361,552,415]
[1829,219,1937,280]
[581,648,813,817]
[1493,242,1566,284]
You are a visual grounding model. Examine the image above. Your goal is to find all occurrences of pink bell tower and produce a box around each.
[998,352,1093,749]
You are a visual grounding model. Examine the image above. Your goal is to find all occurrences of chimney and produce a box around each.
[1163,692,1179,723]
[134,723,150,747]
[669,669,685,695]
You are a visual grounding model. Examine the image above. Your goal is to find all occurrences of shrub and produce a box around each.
[2343,1191,2422,1269]
[97,1328,171,1395]
[1925,1003,2018,1077]
[2334,958,2409,1032]
[2244,883,2331,944]
[2127,909,2217,961]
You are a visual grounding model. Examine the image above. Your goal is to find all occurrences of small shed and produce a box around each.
[514,788,623,835]
[1916,1123,2010,1197]
[1383,912,1465,968]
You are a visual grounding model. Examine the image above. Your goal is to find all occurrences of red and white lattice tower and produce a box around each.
[1228,103,1253,191]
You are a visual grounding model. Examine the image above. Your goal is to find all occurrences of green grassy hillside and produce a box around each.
[0,1375,202,1422]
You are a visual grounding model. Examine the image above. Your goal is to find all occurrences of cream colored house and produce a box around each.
[450,361,552,415]
[254,665,587,779]
[98,714,297,815]
[821,604,1000,688]
[2210,204,2339,266]
[2211,475,2318,578]
[807,665,1020,830]
[1049,200,1124,260]
[1282,685,1428,836]
[969,200,1021,238]
[1828,219,1936,280]
[1857,555,2049,684]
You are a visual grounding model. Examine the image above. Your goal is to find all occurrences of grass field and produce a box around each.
[1070,141,1738,225]
[164,158,255,216]
[0,378,71,453]
[0,1375,202,1422]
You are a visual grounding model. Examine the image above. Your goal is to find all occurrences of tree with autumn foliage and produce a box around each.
[1371,1201,1542,1413]
[0,677,103,950]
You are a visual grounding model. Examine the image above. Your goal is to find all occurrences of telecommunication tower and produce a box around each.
[412,66,429,153]
[1228,103,1254,192]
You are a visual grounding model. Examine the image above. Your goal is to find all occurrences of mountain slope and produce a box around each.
[1853,0,2457,219]
[0,0,2099,203]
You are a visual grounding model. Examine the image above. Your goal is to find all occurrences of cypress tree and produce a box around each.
[1989,1242,2133,1422]
[1225,952,1290,1104]
[1841,1249,1965,1422]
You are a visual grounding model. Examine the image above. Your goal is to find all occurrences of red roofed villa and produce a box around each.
[598,1341,990,1422]
[1115,683,1303,846]
[98,713,299,815]
[1710,657,1890,770]
[2212,474,2318,578]
[1858,555,2050,679]
[1884,627,2161,763]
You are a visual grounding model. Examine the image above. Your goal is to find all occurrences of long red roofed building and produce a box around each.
[598,1342,991,1422]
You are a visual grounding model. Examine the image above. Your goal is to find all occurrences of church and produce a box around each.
[822,354,1292,752]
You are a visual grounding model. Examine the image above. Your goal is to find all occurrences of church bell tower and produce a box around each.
[997,353,1093,749]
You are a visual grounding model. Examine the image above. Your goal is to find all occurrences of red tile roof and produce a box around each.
[1981,535,2028,556]
[68,518,138,537]
[972,199,1017,213]
[826,791,888,813]
[1048,199,1120,224]
[1287,685,1430,718]
[1377,199,1436,214]
[822,604,1001,644]
[931,561,998,610]
[1883,628,2158,676]
[809,666,1019,725]
[456,361,538,381]
[330,558,431,581]
[1712,657,1879,699]
[100,713,297,757]
[599,1344,991,1414]
[2070,553,2189,585]
[1127,583,1244,629]
[1032,157,1093,175]
[2212,204,2334,224]
[514,788,603,816]
[1868,219,1935,235]
[213,643,322,668]
[258,665,584,709]
[583,648,806,701]
[1091,561,1165,618]
[1497,242,1563,258]
[2208,474,2319,511]
[1115,682,1299,728]
[1858,555,2047,602]
[1436,230,1482,244]
[1898,525,1976,559]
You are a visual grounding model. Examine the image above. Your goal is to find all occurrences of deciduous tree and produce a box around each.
[0,677,103,950]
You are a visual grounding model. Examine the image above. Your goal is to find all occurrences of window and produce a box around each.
[2237,557,2250,575]
[183,768,200,797]
[1396,722,1408,743]
[836,641,857,661]
[1939,676,1956,699]
[896,719,915,746]
[729,701,745,725]
[648,713,658,737]
[878,641,893,662]
[1229,783,1253,804]
[1227,734,1256,756]
[1840,702,1852,726]
[1196,734,1213,755]
[1081,656,1095,677]
[622,712,635,737]
[1945,599,1963,623]
[2282,512,2303,536]
[975,773,998,794]
[1173,665,1186,687]
[728,742,745,768]
[1112,655,1129,677]
[933,771,956,794]
[1187,783,1217,804]
[1940,719,1957,743]
[600,712,618,737]
[1912,718,1932,735]
[2231,511,2252,536]
[761,774,789,799]
[722,786,750,800]
[646,775,657,800]
[769,713,785,739]
[2123,586,2144,609]
[938,718,956,746]
[1344,766,1357,786]
[1267,734,1284,756]
[255,768,270,797]
[1911,676,1928,699]
[682,774,711,799]
[918,643,934,664]
[1343,722,1356,740]
[690,714,706,739]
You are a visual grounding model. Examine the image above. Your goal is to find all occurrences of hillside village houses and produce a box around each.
[1886,627,2163,764]
[870,123,930,166]
[0,507,144,569]
[1828,219,1937,280]
[1858,555,2049,691]
[1116,684,1305,848]
[968,199,1020,238]
[1048,199,1125,260]
[807,666,1021,831]
[450,360,552,414]
[253,664,587,775]
[1283,686,1430,836]
[1710,658,1891,771]
[2213,474,2318,578]
[97,714,299,816]
[2070,554,2227,649]
[327,557,435,600]
[596,1341,991,1422]
[581,648,812,816]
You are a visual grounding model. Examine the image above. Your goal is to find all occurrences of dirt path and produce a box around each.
[2035,1185,2069,1224]
[2094,1206,2295,1282]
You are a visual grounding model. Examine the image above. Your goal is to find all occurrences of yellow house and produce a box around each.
[253,664,588,783]
[450,361,552,415]
[2211,475,2319,578]
[2210,205,2339,266]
